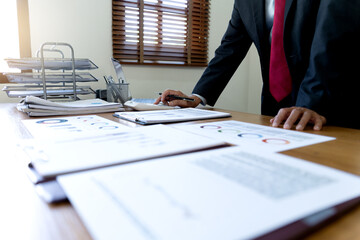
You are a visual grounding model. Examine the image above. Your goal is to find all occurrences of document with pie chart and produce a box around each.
[172,120,335,152]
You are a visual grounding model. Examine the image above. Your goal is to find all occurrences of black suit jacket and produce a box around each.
[193,0,360,129]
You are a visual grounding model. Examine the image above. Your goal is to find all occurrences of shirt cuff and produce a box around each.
[191,93,207,106]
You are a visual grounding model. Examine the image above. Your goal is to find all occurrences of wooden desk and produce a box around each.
[1,103,360,240]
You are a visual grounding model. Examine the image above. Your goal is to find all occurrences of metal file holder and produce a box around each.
[40,42,76,100]
[2,42,98,101]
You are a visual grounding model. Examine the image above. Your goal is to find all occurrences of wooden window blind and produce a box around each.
[112,0,210,67]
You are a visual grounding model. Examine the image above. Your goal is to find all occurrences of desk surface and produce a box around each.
[1,103,360,240]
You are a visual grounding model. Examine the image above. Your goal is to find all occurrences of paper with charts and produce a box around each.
[172,120,335,152]
[22,115,129,139]
[21,124,226,177]
[58,147,360,240]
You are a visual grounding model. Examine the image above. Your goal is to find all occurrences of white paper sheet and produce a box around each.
[172,120,335,152]
[58,147,360,240]
[5,57,98,70]
[22,115,129,139]
[21,125,226,177]
[114,108,231,124]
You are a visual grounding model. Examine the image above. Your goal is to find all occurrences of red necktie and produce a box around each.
[269,0,292,102]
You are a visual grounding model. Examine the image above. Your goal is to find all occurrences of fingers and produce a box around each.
[295,111,311,130]
[271,108,290,128]
[153,96,162,104]
[154,89,182,105]
[313,116,326,131]
[283,108,303,129]
[161,89,181,103]
[156,89,201,108]
[271,107,326,131]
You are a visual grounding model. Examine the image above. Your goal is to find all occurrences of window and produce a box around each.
[112,0,210,66]
[0,0,31,83]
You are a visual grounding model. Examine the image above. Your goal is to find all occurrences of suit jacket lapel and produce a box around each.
[251,0,266,49]
[284,0,294,21]
[284,0,294,26]
[250,0,271,68]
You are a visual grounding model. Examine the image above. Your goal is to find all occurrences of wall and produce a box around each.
[1,0,262,114]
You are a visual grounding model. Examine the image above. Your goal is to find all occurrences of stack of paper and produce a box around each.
[17,96,124,116]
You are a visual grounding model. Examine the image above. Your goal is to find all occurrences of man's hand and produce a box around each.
[270,107,327,130]
[154,89,202,108]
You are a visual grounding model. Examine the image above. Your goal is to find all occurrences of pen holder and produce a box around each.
[107,83,130,103]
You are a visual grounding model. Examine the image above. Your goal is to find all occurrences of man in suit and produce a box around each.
[156,0,360,130]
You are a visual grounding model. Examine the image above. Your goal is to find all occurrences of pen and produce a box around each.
[158,93,195,102]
